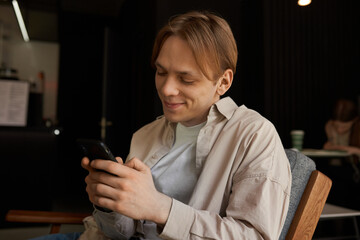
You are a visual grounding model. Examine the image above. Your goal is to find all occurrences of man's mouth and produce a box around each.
[163,101,184,110]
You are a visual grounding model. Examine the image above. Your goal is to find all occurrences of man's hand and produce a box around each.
[81,157,172,225]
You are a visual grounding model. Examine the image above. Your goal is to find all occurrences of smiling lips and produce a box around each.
[163,101,184,110]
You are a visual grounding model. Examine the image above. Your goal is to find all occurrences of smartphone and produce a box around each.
[77,138,117,162]
[77,138,115,212]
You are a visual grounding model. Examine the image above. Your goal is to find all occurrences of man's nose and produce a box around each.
[160,76,179,96]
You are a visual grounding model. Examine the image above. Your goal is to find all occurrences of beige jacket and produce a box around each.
[92,97,291,240]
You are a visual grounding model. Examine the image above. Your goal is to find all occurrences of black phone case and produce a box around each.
[77,138,115,212]
[77,138,117,162]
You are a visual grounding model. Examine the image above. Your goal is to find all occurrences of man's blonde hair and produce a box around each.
[151,11,238,80]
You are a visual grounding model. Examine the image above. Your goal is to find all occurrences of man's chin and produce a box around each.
[163,112,182,123]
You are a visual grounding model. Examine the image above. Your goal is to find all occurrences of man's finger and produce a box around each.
[124,157,148,172]
[90,159,122,175]
[81,157,91,170]
[115,156,124,164]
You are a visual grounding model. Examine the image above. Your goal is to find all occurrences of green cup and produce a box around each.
[290,130,305,151]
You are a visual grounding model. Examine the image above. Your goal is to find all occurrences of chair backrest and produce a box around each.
[279,149,332,240]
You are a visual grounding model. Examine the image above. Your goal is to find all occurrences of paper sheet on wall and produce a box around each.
[0,80,29,126]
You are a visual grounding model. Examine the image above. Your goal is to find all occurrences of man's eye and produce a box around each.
[156,71,167,76]
[181,79,194,85]
[180,77,194,84]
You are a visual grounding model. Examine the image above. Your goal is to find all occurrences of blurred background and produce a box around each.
[0,0,359,233]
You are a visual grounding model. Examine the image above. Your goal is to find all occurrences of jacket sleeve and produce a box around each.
[159,178,289,240]
[93,208,136,239]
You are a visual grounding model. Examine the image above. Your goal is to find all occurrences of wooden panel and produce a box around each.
[5,210,90,224]
[286,170,332,240]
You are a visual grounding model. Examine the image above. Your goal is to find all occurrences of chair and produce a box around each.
[5,149,332,239]
[280,149,332,240]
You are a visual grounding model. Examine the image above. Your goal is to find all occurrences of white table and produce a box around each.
[301,149,360,183]
[316,203,360,240]
[321,203,360,218]
[301,149,351,158]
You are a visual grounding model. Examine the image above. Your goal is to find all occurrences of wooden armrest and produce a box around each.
[6,210,91,234]
[286,170,332,240]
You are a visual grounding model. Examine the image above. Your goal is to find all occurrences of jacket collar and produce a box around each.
[213,97,238,120]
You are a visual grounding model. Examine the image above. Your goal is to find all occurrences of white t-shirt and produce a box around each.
[143,122,205,239]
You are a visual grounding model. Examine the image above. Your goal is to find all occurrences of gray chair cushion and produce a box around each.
[279,149,316,240]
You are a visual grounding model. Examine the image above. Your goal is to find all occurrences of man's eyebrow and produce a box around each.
[154,62,165,69]
[176,71,194,76]
[155,61,198,76]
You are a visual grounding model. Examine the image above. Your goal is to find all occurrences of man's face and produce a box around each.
[155,36,221,127]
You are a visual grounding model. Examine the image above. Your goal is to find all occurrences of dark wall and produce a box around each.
[55,0,359,198]
[56,11,106,196]
[263,0,360,149]
[56,0,158,196]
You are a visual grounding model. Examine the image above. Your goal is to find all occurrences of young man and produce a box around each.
[80,11,292,239]
[32,10,291,240]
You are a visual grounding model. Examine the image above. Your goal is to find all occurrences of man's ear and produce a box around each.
[216,69,233,96]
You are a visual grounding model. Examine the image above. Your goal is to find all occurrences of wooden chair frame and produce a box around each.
[285,170,332,240]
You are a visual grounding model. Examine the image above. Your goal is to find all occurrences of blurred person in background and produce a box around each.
[323,98,360,156]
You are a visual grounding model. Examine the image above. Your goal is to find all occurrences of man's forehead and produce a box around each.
[155,35,215,79]
[155,61,198,75]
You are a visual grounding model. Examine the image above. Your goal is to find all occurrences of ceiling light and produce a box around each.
[298,0,311,6]
[12,0,29,42]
